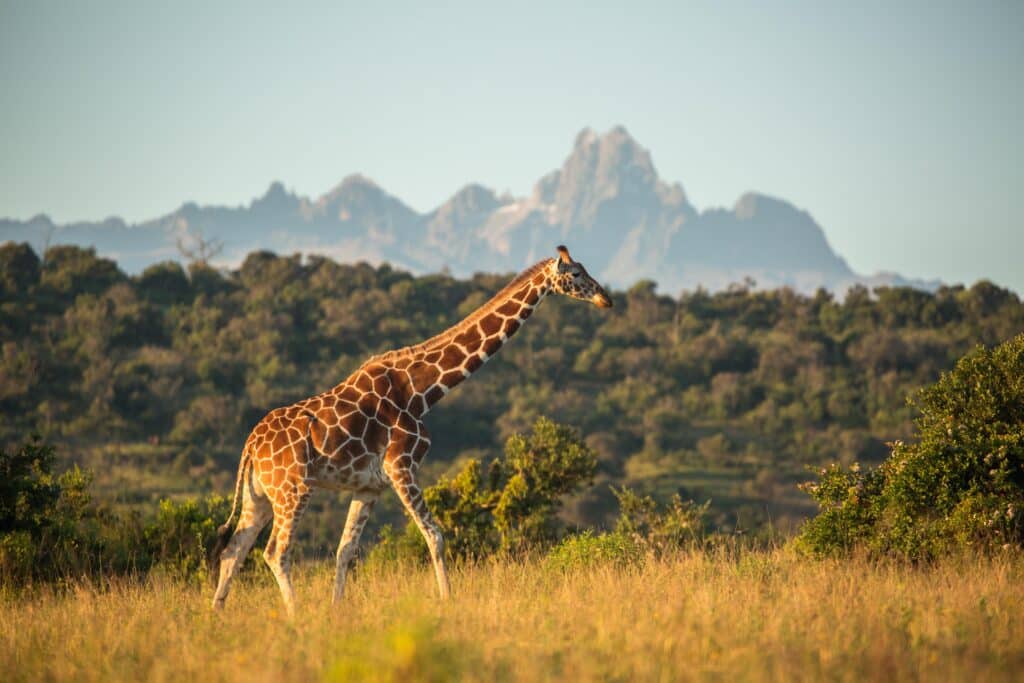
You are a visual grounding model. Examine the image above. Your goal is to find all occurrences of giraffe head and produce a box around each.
[548,245,614,308]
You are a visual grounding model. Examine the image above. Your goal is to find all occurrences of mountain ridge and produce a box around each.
[0,127,938,294]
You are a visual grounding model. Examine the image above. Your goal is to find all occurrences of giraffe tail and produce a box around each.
[207,446,253,583]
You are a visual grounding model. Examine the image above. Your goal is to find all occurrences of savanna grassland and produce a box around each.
[2,551,1022,682]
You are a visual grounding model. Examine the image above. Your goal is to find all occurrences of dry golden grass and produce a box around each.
[2,550,1022,682]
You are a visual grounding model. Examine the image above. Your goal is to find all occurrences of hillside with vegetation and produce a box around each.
[2,241,1023,555]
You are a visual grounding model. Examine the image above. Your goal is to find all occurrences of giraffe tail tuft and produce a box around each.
[207,523,234,585]
[207,447,252,584]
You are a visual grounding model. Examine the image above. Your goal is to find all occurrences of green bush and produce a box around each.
[613,486,709,553]
[545,530,643,571]
[143,496,231,582]
[0,436,110,583]
[797,333,1024,560]
[545,487,710,570]
[0,436,235,587]
[371,416,597,563]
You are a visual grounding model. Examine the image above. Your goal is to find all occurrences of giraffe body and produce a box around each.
[211,246,611,614]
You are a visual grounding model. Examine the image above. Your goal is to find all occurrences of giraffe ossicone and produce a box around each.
[210,245,613,615]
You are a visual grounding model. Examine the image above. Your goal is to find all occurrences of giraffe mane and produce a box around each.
[366,258,554,364]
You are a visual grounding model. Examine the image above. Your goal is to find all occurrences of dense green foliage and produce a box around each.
[0,436,230,585]
[797,333,1024,559]
[2,241,1023,547]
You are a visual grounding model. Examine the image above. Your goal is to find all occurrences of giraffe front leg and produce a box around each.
[333,490,379,604]
[385,445,450,599]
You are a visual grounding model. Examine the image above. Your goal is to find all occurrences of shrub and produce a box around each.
[797,333,1024,560]
[143,496,231,582]
[613,486,710,553]
[371,416,597,563]
[0,436,107,583]
[0,436,235,586]
[545,530,643,571]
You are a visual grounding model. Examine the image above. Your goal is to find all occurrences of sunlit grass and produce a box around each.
[2,550,1022,681]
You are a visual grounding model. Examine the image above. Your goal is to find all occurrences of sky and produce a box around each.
[1,1,1021,291]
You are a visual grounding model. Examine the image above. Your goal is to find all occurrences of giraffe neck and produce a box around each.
[365,259,554,417]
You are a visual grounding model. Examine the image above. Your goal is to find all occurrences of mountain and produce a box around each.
[0,127,937,294]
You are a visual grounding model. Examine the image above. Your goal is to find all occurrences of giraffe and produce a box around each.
[210,245,613,615]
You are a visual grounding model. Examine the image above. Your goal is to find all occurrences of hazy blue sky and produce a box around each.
[1,1,1021,290]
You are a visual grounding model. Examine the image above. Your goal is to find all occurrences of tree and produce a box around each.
[797,333,1024,559]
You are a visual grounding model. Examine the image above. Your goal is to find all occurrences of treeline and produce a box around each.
[2,241,1023,537]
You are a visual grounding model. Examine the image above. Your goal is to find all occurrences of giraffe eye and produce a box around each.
[571,270,581,279]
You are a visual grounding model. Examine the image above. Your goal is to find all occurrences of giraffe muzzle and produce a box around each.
[593,292,613,309]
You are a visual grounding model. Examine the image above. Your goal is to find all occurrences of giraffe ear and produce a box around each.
[556,245,573,264]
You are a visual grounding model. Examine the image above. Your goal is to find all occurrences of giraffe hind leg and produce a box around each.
[264,486,312,618]
[212,483,272,610]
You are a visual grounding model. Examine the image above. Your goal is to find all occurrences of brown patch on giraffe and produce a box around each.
[357,393,378,417]
[412,394,428,415]
[397,411,417,433]
[334,400,358,419]
[408,363,441,391]
[363,420,388,454]
[424,385,446,406]
[411,438,431,463]
[309,419,327,450]
[354,372,374,393]
[518,288,541,306]
[495,300,521,317]
[376,398,398,425]
[464,354,484,373]
[318,427,345,456]
[392,357,412,370]
[440,345,466,367]
[271,431,290,452]
[424,350,443,364]
[481,335,503,356]
[388,369,415,401]
[532,273,545,285]
[453,327,482,348]
[317,408,339,427]
[440,369,465,387]
[337,385,361,403]
[479,313,502,336]
[366,363,388,378]
[372,374,390,396]
[503,318,521,336]
[343,412,368,440]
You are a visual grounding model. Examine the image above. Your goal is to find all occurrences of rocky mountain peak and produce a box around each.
[540,126,667,228]
[251,181,298,213]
